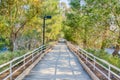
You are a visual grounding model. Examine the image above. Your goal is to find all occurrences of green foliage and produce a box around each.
[86,49,120,68]
[0,42,4,49]
[70,0,80,10]
[0,0,62,51]
[63,0,120,49]
[0,50,28,65]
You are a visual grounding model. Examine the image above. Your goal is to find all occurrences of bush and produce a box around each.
[0,50,28,65]
[86,48,120,68]
[0,42,5,49]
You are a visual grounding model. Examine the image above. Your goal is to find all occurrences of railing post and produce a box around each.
[93,57,96,70]
[42,45,44,53]
[43,45,44,52]
[39,47,41,53]
[32,53,34,62]
[85,53,87,63]
[108,65,111,80]
[10,61,12,80]
[24,55,26,69]
[81,51,84,58]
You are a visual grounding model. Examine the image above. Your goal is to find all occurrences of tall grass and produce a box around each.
[86,49,120,68]
[0,50,28,65]
[0,41,55,65]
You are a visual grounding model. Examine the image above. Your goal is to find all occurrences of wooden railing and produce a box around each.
[67,42,120,80]
[0,45,47,80]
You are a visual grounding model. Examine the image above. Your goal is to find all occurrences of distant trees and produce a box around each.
[0,0,43,51]
[0,0,62,51]
[63,0,120,55]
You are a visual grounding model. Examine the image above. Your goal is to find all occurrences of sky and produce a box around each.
[60,0,70,8]
[60,0,86,8]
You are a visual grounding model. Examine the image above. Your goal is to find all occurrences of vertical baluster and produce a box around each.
[108,65,111,80]
[10,61,12,80]
[85,53,87,63]
[24,55,26,69]
[32,53,34,62]
[93,57,96,70]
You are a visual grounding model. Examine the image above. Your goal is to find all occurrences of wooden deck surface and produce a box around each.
[23,43,92,80]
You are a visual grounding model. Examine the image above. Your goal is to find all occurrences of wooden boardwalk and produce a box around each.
[23,43,92,80]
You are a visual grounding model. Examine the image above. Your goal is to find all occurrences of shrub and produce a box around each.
[0,50,28,65]
[86,48,120,68]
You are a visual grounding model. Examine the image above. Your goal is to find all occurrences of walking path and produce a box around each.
[23,43,92,80]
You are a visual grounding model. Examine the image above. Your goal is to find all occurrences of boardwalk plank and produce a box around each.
[23,43,92,80]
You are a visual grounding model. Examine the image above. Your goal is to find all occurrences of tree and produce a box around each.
[0,0,62,51]
[63,0,120,51]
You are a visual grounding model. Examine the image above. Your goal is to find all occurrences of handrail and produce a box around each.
[67,42,120,80]
[0,45,47,80]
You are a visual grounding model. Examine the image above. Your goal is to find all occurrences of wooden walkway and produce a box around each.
[23,43,92,80]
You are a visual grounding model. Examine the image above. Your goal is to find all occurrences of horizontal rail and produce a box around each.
[0,45,47,80]
[67,42,120,80]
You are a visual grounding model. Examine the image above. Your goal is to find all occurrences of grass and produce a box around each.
[86,48,120,68]
[0,42,5,49]
[0,41,56,65]
[0,41,55,74]
[0,50,28,65]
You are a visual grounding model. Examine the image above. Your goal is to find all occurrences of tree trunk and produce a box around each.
[9,32,17,51]
[112,44,119,56]
[9,39,14,51]
[13,39,18,50]
[112,32,120,56]
[83,40,87,49]
[101,26,108,49]
[101,40,106,50]
[83,27,87,49]
[28,40,31,50]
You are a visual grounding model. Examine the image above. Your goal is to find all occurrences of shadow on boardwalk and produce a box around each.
[23,43,92,80]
